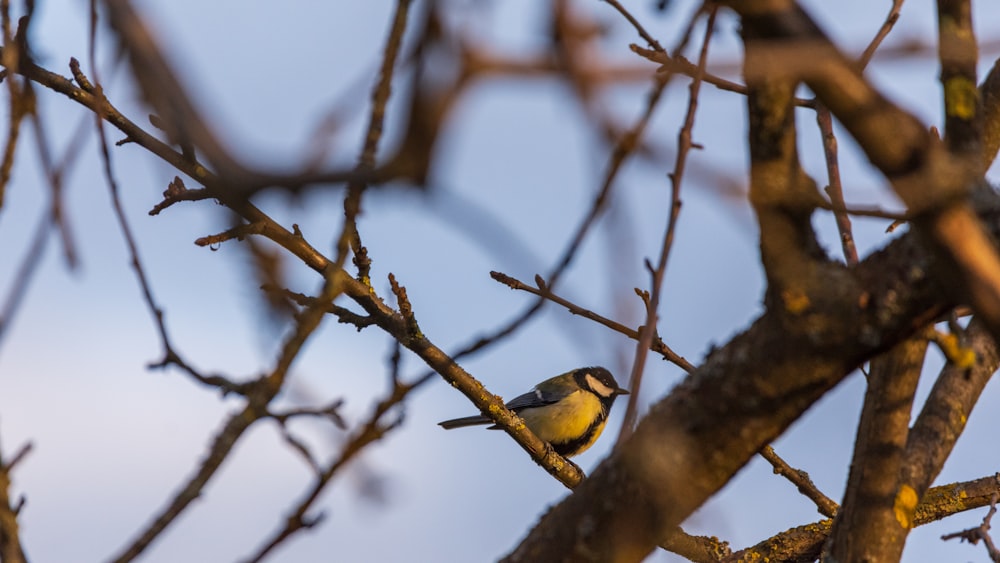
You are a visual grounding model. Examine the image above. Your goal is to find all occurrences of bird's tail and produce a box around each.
[438,415,491,429]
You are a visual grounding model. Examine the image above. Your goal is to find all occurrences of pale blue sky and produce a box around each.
[1,1,999,561]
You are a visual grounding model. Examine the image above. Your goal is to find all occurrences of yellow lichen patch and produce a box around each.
[944,77,978,120]
[781,288,810,315]
[894,484,919,529]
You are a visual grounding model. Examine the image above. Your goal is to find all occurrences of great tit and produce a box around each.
[438,366,629,457]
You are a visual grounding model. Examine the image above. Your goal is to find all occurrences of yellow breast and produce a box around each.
[518,390,607,447]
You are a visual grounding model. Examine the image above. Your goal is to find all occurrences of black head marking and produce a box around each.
[573,367,628,399]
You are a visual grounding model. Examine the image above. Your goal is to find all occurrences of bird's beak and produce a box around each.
[616,388,630,395]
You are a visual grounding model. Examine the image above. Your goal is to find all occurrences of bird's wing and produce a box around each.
[504,387,560,411]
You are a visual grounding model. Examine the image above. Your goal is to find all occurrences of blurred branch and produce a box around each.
[0,209,50,353]
[28,101,87,270]
[267,400,347,430]
[979,56,1000,171]
[508,4,1000,559]
[815,199,908,220]
[99,0,246,183]
[735,1,1000,344]
[630,43,816,108]
[602,0,664,52]
[857,0,905,69]
[110,267,347,563]
[740,19,848,536]
[40,41,589,492]
[825,331,928,561]
[937,0,981,157]
[243,370,433,563]
[12,9,396,196]
[743,13,830,312]
[81,55,245,396]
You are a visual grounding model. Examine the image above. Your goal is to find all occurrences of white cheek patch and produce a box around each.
[585,373,615,397]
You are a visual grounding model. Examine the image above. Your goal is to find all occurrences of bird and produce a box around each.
[438,366,629,457]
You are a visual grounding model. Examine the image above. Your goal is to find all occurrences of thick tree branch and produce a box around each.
[733,0,1000,350]
[727,474,1000,562]
[937,0,980,157]
[824,332,928,561]
[504,192,975,560]
[901,317,1000,507]
[980,57,1000,171]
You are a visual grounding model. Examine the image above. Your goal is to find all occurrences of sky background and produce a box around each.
[0,0,999,561]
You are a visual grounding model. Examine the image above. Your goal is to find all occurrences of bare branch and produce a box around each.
[857,0,905,69]
[619,5,717,442]
[759,445,838,518]
[941,493,1000,562]
[490,271,694,372]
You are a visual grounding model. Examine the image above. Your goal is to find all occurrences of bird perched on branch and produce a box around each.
[438,366,629,457]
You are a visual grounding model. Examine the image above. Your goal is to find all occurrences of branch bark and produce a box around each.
[503,200,973,560]
[823,333,928,561]
[504,1,1000,557]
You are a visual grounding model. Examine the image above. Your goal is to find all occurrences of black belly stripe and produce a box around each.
[550,414,606,457]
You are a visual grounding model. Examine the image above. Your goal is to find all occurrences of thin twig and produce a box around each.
[619,5,717,443]
[490,271,695,372]
[76,53,242,394]
[0,209,51,352]
[457,1,710,365]
[815,199,907,221]
[630,43,816,109]
[817,106,859,265]
[759,446,838,518]
[336,0,412,270]
[857,0,906,69]
[110,268,347,563]
[29,105,88,270]
[941,492,1000,562]
[602,0,666,53]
